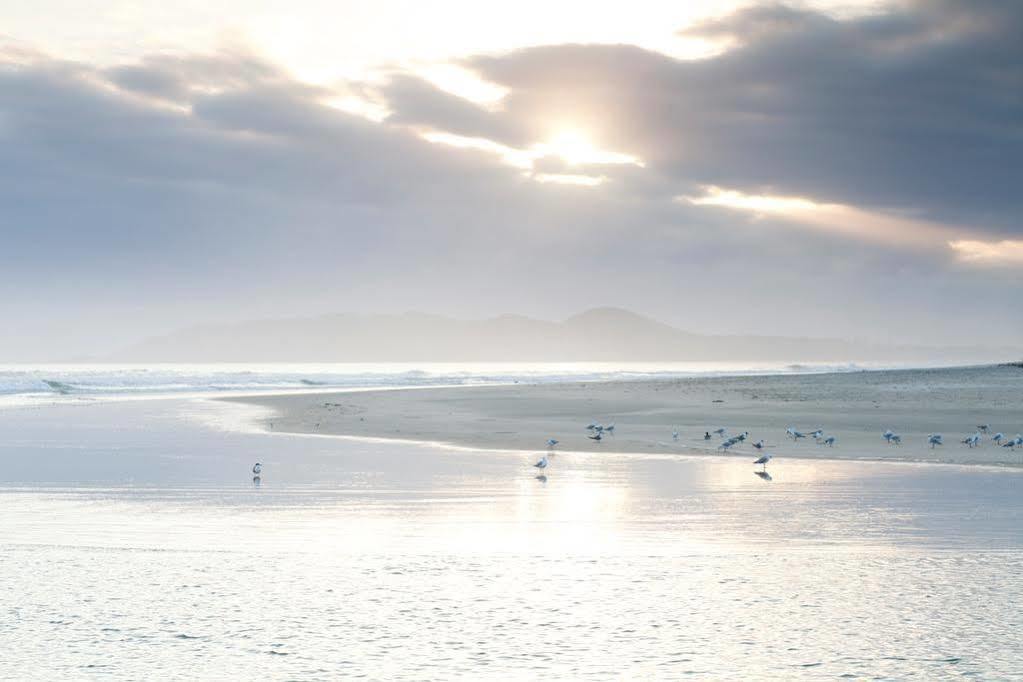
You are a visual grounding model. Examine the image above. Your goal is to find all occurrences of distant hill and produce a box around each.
[114,307,1017,363]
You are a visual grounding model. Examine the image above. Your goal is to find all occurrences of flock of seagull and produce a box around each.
[249,422,1022,482]
[531,421,1023,479]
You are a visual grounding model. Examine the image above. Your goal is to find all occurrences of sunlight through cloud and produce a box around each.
[948,240,1023,266]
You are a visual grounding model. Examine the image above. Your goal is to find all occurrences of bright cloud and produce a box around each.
[421,129,640,185]
[948,240,1023,266]
[681,185,958,249]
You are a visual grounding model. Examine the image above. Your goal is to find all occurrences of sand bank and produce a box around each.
[226,365,1023,466]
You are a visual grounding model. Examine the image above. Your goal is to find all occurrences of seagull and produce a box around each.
[703,432,712,440]
[752,440,765,450]
[822,436,836,447]
[546,438,559,448]
[586,422,599,431]
[961,433,981,448]
[713,428,727,436]
[928,434,943,448]
[533,455,549,472]
[588,432,603,441]
[672,429,679,442]
[976,424,990,433]
[252,462,262,475]
[992,432,1005,445]
[809,429,824,440]
[735,431,749,442]
[883,430,895,444]
[890,434,902,445]
[719,438,737,451]
[604,423,615,435]
[753,453,773,470]
[786,428,806,440]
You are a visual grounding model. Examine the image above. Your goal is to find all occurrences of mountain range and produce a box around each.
[113,308,1017,364]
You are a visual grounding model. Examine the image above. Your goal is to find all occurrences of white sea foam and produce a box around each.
[0,361,900,406]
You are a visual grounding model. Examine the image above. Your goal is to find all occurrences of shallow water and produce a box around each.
[1,398,1022,679]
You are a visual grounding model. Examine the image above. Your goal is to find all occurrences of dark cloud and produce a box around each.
[444,0,1023,230]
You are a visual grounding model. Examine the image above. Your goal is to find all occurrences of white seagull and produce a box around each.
[976,424,990,433]
[961,433,981,448]
[252,462,262,475]
[588,432,603,441]
[992,432,1005,445]
[713,428,727,436]
[786,428,806,440]
[822,436,836,447]
[546,438,559,448]
[672,429,679,442]
[533,456,549,472]
[928,434,943,448]
[883,430,895,444]
[890,434,902,445]
[753,453,773,469]
[752,439,765,450]
[1002,435,1023,449]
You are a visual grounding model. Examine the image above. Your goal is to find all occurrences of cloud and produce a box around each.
[434,1,1022,232]
[948,240,1023,266]
[0,2,1022,358]
[681,185,962,250]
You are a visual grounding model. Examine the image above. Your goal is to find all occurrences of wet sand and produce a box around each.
[229,364,1023,466]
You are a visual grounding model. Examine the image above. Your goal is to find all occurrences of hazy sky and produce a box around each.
[1,0,1021,359]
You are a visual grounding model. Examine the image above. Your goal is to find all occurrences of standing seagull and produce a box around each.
[588,432,603,442]
[672,429,679,442]
[604,423,615,435]
[928,434,943,449]
[786,428,806,441]
[752,440,765,450]
[753,453,773,470]
[546,438,559,449]
[976,424,990,433]
[992,432,1005,445]
[713,428,727,437]
[822,436,836,447]
[533,456,549,473]
[883,430,895,444]
[252,462,262,475]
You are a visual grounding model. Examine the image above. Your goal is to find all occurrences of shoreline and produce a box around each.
[223,364,1023,468]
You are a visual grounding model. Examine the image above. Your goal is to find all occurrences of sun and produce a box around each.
[537,130,644,167]
[545,130,598,166]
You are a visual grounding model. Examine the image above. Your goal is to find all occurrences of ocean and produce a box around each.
[1,363,1021,679]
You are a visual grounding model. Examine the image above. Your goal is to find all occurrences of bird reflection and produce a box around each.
[535,474,548,483]
[754,470,773,482]
[252,475,262,486]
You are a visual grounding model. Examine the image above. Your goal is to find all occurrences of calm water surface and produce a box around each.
[1,398,1021,679]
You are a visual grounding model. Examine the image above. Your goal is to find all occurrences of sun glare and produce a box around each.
[537,130,643,167]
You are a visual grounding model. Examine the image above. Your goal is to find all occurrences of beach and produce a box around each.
[2,365,1022,678]
[231,364,1023,466]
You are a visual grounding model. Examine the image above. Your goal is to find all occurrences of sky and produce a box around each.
[1,0,1021,359]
